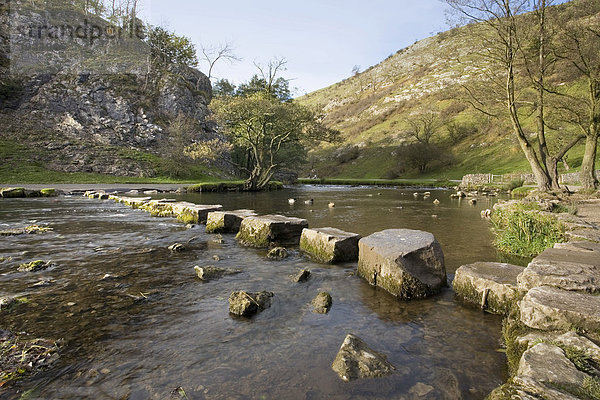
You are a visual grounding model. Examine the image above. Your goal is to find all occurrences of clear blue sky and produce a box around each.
[147,1,451,95]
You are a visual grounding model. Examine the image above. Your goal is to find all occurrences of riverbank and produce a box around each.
[454,195,600,399]
[298,178,457,187]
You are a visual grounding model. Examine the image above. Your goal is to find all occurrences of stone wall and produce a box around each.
[560,171,600,185]
[461,174,492,187]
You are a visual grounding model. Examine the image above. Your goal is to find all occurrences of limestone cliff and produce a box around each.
[0,0,219,178]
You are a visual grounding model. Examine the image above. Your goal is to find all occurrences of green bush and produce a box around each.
[491,203,565,257]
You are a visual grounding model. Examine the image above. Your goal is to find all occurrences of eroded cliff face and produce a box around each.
[0,0,217,178]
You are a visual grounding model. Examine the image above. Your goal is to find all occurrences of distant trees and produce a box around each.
[399,111,448,173]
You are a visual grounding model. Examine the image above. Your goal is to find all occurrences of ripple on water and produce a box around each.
[0,188,508,399]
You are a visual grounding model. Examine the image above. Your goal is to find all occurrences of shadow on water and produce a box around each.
[0,186,508,399]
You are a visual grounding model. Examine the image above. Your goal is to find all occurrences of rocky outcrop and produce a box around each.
[331,334,395,382]
[519,286,600,332]
[0,1,219,177]
[453,262,523,315]
[236,215,309,247]
[205,210,257,233]
[300,227,361,264]
[228,291,274,317]
[358,229,447,299]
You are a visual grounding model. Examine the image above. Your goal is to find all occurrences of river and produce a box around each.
[0,185,510,399]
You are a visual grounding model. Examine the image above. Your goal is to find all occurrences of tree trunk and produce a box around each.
[580,131,599,190]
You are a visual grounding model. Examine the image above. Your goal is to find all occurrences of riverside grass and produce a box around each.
[491,203,566,257]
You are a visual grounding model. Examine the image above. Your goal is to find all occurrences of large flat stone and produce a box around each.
[358,229,447,299]
[300,227,361,263]
[513,343,587,400]
[453,262,523,315]
[236,215,308,247]
[553,241,600,253]
[206,210,257,233]
[172,203,223,224]
[566,228,600,243]
[518,247,600,293]
[331,334,395,382]
[520,286,600,332]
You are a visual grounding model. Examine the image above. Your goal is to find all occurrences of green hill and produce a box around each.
[298,0,597,181]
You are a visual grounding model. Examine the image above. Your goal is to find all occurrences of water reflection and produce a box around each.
[0,186,507,399]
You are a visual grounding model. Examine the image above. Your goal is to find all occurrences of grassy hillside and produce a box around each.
[298,0,598,180]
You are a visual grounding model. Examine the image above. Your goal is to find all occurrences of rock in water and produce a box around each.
[453,262,523,315]
[300,227,361,264]
[17,260,52,272]
[331,334,395,382]
[205,210,257,234]
[168,243,185,252]
[228,291,274,317]
[236,215,308,247]
[291,269,311,283]
[194,266,241,282]
[311,292,332,313]
[266,247,289,260]
[358,229,447,299]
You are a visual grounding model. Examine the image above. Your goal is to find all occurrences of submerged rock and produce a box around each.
[300,227,361,264]
[0,187,25,198]
[311,292,332,314]
[17,260,52,272]
[453,262,523,315]
[358,229,447,299]
[520,286,600,332]
[228,291,274,316]
[266,247,289,260]
[331,334,395,382]
[237,215,308,247]
[194,266,241,282]
[291,269,311,283]
[168,243,185,252]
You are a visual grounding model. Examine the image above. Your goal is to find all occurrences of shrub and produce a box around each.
[491,203,565,257]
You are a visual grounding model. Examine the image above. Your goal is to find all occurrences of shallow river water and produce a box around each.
[0,185,511,399]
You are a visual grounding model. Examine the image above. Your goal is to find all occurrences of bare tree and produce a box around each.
[200,42,240,80]
[554,0,600,190]
[254,57,289,95]
[405,111,441,145]
[446,0,583,191]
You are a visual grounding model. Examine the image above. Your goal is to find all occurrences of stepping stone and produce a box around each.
[206,210,257,233]
[236,215,308,247]
[300,227,361,264]
[358,229,447,299]
[453,262,523,315]
[520,286,600,332]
